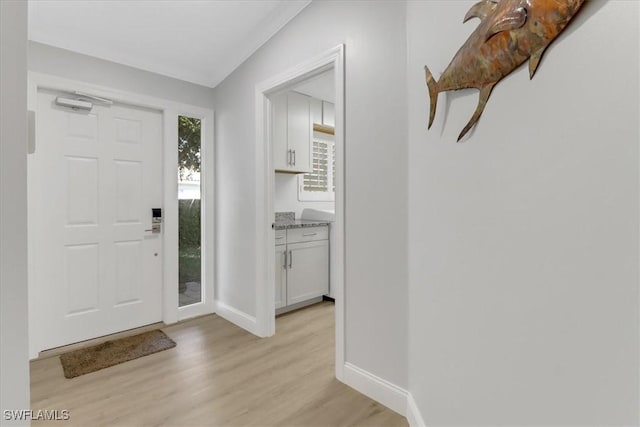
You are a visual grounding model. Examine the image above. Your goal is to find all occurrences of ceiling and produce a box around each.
[28,0,311,88]
[293,69,335,103]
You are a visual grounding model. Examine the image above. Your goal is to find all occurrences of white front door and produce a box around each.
[32,89,163,351]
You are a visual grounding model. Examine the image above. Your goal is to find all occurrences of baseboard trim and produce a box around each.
[214,300,258,335]
[33,321,165,361]
[406,392,426,427]
[342,362,408,416]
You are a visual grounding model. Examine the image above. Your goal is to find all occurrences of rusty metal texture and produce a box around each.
[425,0,586,142]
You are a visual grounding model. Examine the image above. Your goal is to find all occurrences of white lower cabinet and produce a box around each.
[275,244,287,309]
[287,240,329,305]
[275,225,329,310]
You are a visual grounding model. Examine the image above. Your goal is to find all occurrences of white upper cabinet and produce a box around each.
[287,92,311,173]
[322,101,335,127]
[272,92,289,171]
[310,97,322,125]
[272,91,312,174]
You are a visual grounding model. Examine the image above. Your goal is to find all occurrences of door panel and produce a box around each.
[66,156,98,225]
[33,89,163,351]
[65,243,99,314]
[114,240,143,305]
[115,160,143,222]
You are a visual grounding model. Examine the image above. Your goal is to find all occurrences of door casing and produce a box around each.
[27,72,215,358]
[254,45,346,381]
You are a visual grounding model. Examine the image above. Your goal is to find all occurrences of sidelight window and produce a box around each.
[178,116,202,307]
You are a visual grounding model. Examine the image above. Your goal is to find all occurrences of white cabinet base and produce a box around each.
[275,296,324,316]
[274,225,329,312]
[275,245,287,309]
[286,240,329,306]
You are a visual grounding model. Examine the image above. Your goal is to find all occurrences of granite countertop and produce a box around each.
[272,219,330,230]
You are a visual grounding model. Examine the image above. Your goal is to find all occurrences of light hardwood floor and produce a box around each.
[30,302,408,427]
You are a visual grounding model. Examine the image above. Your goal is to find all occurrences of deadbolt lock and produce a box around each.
[146,208,162,233]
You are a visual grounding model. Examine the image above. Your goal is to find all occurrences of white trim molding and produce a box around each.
[214,300,259,335]
[254,44,346,379]
[406,392,427,427]
[343,362,408,417]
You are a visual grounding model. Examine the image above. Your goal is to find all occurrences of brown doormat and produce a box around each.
[59,330,176,379]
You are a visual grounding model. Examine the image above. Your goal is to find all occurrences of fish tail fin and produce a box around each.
[424,65,439,129]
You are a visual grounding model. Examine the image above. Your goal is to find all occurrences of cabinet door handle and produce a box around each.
[289,250,293,268]
[292,150,296,165]
[302,232,317,237]
[287,149,291,165]
[283,250,287,269]
[275,236,284,240]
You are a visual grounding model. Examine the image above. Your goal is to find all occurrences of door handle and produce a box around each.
[292,150,296,165]
[145,224,161,233]
[283,250,287,269]
[289,250,292,268]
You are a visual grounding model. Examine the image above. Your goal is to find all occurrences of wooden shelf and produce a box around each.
[313,123,334,135]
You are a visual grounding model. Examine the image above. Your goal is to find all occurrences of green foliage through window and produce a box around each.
[178,116,201,180]
[178,115,202,296]
[179,199,201,285]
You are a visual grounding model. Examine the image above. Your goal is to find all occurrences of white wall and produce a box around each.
[0,1,30,425]
[213,0,408,388]
[407,1,639,425]
[274,173,334,218]
[28,42,215,109]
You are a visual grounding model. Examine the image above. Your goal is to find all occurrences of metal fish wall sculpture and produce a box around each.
[425,0,586,141]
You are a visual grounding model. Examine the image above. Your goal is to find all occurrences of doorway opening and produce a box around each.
[255,45,345,380]
[27,73,215,358]
[272,70,335,314]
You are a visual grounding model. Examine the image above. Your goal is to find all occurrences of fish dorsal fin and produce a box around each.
[463,0,498,24]
[484,6,527,41]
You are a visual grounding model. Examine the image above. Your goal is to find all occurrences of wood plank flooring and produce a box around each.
[30,302,408,426]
